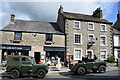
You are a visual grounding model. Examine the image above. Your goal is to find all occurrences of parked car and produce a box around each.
[6,55,48,78]
[69,59,106,75]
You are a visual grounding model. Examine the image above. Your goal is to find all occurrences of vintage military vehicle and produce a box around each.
[69,59,106,75]
[6,55,48,78]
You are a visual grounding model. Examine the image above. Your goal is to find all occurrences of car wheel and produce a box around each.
[98,65,106,73]
[10,69,20,78]
[37,69,46,78]
[77,67,86,75]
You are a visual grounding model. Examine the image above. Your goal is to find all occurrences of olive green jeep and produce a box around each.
[6,55,48,78]
[69,59,106,75]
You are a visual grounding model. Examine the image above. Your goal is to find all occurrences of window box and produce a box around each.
[10,40,22,43]
[45,41,53,44]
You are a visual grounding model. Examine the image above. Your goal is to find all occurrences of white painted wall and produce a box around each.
[114,50,118,61]
[114,35,119,46]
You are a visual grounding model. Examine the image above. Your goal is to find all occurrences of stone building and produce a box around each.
[57,6,113,62]
[0,6,113,63]
[0,14,65,63]
[113,11,120,61]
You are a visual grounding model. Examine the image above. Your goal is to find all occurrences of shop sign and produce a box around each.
[0,45,31,50]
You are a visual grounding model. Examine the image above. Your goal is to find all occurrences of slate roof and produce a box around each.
[2,19,63,34]
[113,28,120,35]
[113,18,120,30]
[62,12,112,24]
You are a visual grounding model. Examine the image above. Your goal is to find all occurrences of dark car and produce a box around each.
[69,59,106,75]
[6,55,48,78]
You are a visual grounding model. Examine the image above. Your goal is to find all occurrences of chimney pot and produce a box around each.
[58,5,63,14]
[117,11,120,19]
[10,14,15,24]
[92,7,103,19]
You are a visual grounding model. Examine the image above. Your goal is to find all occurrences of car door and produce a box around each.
[21,57,32,73]
[85,60,96,70]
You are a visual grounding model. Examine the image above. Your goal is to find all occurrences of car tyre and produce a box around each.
[37,69,46,78]
[98,65,106,73]
[77,67,86,75]
[10,69,20,78]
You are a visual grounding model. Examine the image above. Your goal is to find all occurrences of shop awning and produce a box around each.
[0,44,31,51]
[44,46,65,51]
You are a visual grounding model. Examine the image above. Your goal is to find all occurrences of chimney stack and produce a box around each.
[10,14,15,24]
[92,7,103,19]
[117,11,120,19]
[58,5,63,14]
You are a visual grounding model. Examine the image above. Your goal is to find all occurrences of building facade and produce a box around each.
[57,6,113,62]
[113,11,120,61]
[0,6,113,63]
[0,15,65,63]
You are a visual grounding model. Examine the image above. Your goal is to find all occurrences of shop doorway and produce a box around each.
[34,52,41,64]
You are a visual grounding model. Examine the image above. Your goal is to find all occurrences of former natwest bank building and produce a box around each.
[0,6,113,63]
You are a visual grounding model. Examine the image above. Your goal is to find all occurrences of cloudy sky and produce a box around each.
[0,0,119,29]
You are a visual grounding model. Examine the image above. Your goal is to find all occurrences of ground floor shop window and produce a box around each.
[1,50,29,62]
[46,51,65,62]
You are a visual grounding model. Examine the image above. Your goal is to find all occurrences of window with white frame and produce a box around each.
[100,24,106,31]
[73,21,80,29]
[74,49,82,60]
[100,50,107,60]
[100,36,107,46]
[88,34,95,41]
[88,22,94,30]
[74,34,82,44]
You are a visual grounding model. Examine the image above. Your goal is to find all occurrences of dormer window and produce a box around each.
[88,22,94,30]
[73,21,80,29]
[100,24,106,31]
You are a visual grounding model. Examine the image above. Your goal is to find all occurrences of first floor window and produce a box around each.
[74,34,82,44]
[100,50,107,60]
[14,32,22,40]
[100,36,107,46]
[74,49,81,60]
[46,33,52,41]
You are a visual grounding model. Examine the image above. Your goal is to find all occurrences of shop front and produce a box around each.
[0,44,31,63]
[44,46,65,63]
[114,48,120,61]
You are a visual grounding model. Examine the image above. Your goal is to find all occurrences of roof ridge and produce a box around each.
[15,19,56,23]
[64,11,92,16]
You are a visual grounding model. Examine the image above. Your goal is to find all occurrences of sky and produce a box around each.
[0,0,119,29]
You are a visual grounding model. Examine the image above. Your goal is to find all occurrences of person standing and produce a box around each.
[94,54,97,60]
[68,56,72,64]
[4,51,8,60]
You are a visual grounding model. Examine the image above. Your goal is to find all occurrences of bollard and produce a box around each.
[117,58,118,66]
